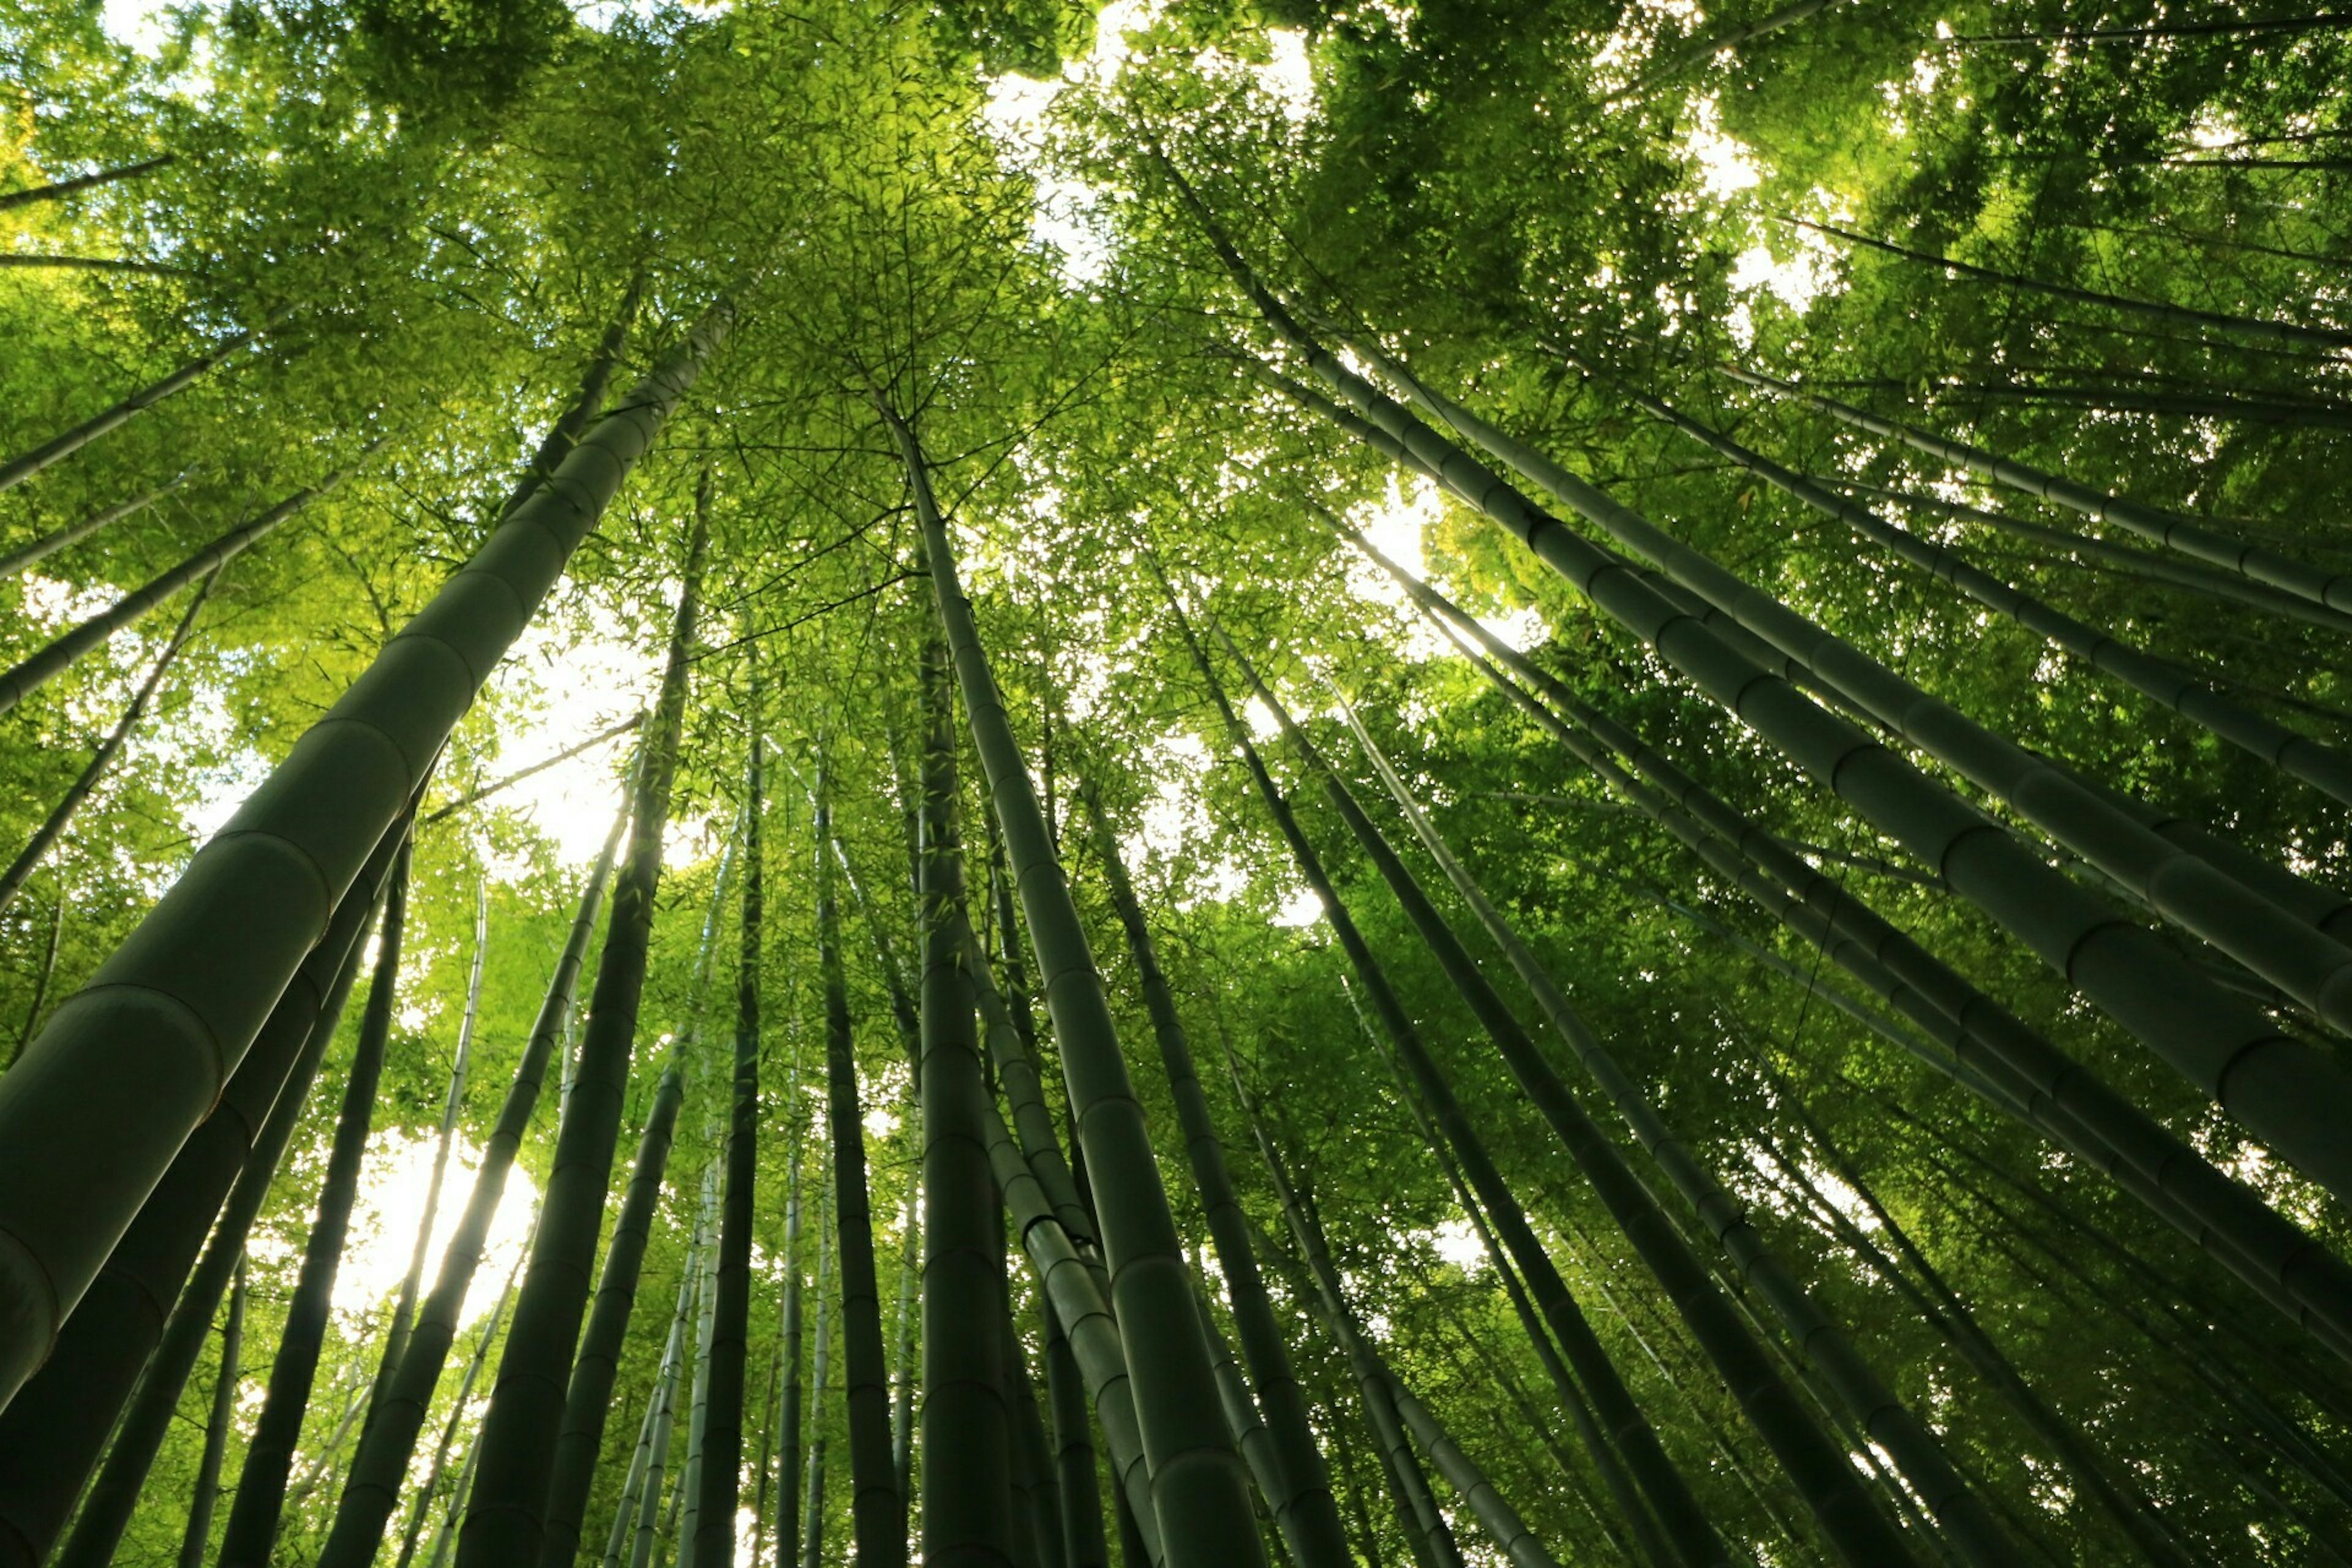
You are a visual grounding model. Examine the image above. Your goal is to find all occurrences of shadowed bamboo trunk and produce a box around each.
[1368,542,2352,1364]
[396,1247,527,1568]
[1159,581,1722,1568]
[0,440,383,716]
[0,320,258,494]
[1208,235,2352,1217]
[911,539,1020,1568]
[984,1095,1164,1566]
[1041,1278,1109,1568]
[1078,778,1351,1568]
[1322,685,2007,1564]
[0,153,172,210]
[891,1191,919,1513]
[695,722,767,1568]
[816,771,907,1565]
[217,836,415,1567]
[1005,1281,1064,1568]
[39,849,390,1568]
[0,469,190,578]
[0,297,729,1419]
[456,484,714,1567]
[888,404,1262,1568]
[175,1258,244,1568]
[0,565,216,921]
[319,783,630,1568]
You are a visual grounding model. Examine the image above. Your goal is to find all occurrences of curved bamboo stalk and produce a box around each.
[1628,385,2352,806]
[1724,363,2352,614]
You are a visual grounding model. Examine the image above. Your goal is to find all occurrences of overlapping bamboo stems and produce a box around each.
[984,1093,1166,1566]
[1626,382,2352,805]
[0,437,388,716]
[458,480,715,1567]
[889,404,1265,1566]
[1229,1082,1465,1568]
[556,799,746,1568]
[1325,683,2014,1562]
[752,1273,788,1568]
[39,846,394,1568]
[1158,586,1724,1568]
[910,589,1022,1568]
[1384,1366,1562,1568]
[396,1249,526,1568]
[634,1216,715,1568]
[322,784,631,1567]
[815,769,907,1566]
[1231,642,1937,1568]
[958,913,1095,1247]
[1753,1127,2195,1566]
[217,835,417,1566]
[1078,777,1352,1568]
[1041,1267,1110,1568]
[1333,982,1672,1568]
[1006,1287,1069,1568]
[372,875,489,1420]
[0,294,729,1414]
[0,564,217,920]
[1194,220,2352,1203]
[1823,476,2352,637]
[543,1059,690,1566]
[602,1224,696,1568]
[1191,1284,1294,1553]
[681,1164,725,1564]
[175,1259,245,1568]
[0,322,258,493]
[1723,363,2352,614]
[1354,534,2352,1362]
[694,720,767,1568]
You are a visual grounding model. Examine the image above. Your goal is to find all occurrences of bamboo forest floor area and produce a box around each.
[6,1,2352,1564]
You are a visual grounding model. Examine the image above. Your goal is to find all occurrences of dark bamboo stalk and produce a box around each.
[175,1258,244,1568]
[457,491,712,1567]
[216,837,415,1566]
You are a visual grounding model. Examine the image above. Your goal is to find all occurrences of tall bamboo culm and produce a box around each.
[0,293,728,1418]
